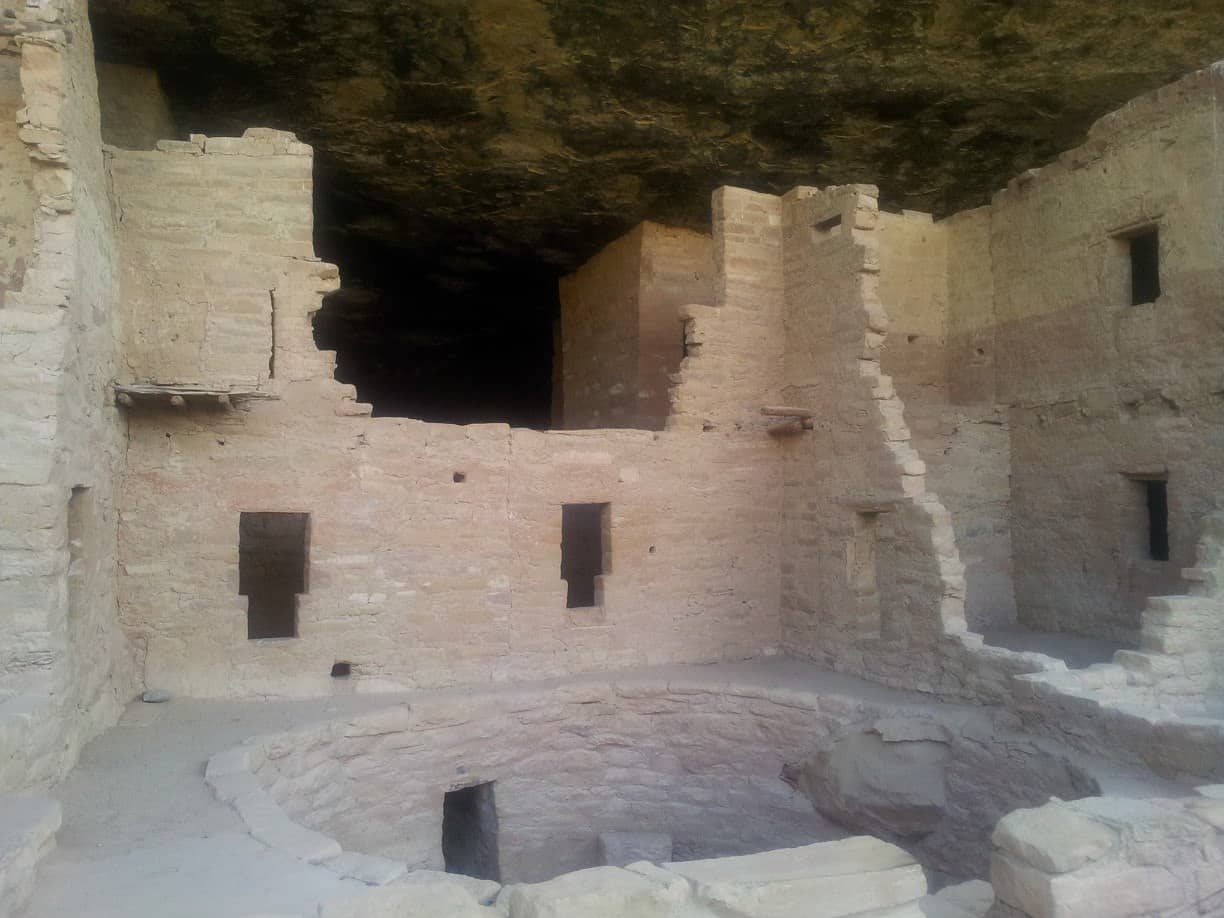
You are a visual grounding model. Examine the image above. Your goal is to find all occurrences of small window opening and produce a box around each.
[67,486,92,622]
[848,511,882,638]
[1143,479,1170,561]
[814,213,843,233]
[453,471,466,483]
[330,661,352,678]
[1128,228,1161,305]
[239,511,309,639]
[442,782,500,881]
[561,502,609,608]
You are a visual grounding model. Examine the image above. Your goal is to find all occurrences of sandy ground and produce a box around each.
[19,692,405,918]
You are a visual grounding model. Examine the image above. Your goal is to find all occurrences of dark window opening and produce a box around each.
[67,486,92,622]
[453,471,466,483]
[239,511,309,639]
[1128,228,1161,305]
[561,502,608,608]
[1144,479,1170,561]
[442,782,500,881]
[330,661,352,678]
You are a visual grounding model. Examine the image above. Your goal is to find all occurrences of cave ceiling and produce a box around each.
[89,1,1224,292]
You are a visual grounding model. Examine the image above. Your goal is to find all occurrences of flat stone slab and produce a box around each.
[500,865,688,918]
[663,837,927,918]
[324,851,407,887]
[597,831,672,867]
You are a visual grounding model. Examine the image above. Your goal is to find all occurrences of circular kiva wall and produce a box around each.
[240,672,1099,883]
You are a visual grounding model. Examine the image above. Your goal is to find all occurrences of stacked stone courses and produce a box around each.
[2,2,1224,913]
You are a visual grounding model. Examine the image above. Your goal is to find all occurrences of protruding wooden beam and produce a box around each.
[169,394,186,408]
[761,405,814,419]
[217,393,231,408]
[116,392,133,408]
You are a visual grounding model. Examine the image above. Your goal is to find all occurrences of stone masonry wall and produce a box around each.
[777,184,968,692]
[114,142,783,698]
[877,210,1016,631]
[0,43,36,306]
[989,65,1224,643]
[557,226,642,429]
[0,0,133,793]
[558,221,712,430]
[635,223,713,430]
[94,61,175,151]
[668,187,786,434]
[110,130,316,389]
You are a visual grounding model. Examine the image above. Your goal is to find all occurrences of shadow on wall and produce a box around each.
[796,718,1100,879]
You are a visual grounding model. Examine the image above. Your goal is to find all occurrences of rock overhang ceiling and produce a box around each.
[86,0,1224,421]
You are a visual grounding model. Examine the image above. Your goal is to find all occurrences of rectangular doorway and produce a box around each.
[442,781,500,881]
[239,511,309,638]
[561,502,609,608]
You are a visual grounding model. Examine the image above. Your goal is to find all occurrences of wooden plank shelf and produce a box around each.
[113,383,277,410]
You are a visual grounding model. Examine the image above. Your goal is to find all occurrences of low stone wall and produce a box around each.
[313,840,996,918]
[205,667,1175,887]
[991,789,1224,917]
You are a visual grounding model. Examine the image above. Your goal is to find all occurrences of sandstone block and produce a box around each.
[501,865,688,918]
[992,805,1118,874]
[320,880,494,918]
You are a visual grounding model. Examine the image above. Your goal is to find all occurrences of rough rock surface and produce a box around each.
[84,2,1224,425]
[88,0,1224,281]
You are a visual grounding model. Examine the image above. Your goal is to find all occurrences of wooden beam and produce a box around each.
[169,395,186,408]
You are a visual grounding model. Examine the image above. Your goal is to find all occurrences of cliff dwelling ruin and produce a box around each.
[3,2,1224,917]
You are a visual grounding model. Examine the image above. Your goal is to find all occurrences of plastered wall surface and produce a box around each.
[0,0,133,794]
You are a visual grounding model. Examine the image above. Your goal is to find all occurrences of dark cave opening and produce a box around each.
[307,173,561,429]
[310,258,558,428]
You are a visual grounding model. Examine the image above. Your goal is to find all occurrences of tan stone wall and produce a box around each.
[111,130,316,389]
[669,188,786,434]
[558,222,712,431]
[0,0,134,793]
[877,210,1016,631]
[114,145,782,698]
[95,61,175,151]
[777,185,966,691]
[557,227,642,428]
[0,46,35,307]
[635,223,713,429]
[990,65,1224,642]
